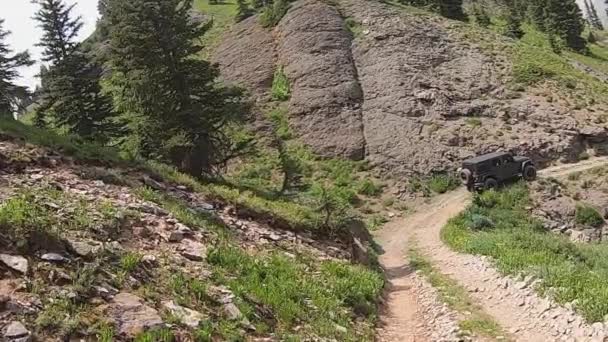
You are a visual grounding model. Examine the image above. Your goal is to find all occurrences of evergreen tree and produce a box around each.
[0,19,34,118]
[33,0,119,142]
[236,0,254,22]
[544,0,587,52]
[105,0,247,176]
[33,0,82,63]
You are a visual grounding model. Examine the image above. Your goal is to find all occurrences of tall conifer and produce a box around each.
[0,19,33,118]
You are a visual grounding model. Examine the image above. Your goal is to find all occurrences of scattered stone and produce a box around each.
[49,270,72,285]
[41,253,68,263]
[141,255,158,267]
[223,302,243,320]
[0,255,28,274]
[334,324,348,334]
[4,321,30,341]
[68,239,103,258]
[101,293,163,338]
[180,241,206,262]
[168,231,185,243]
[142,176,165,191]
[266,233,281,242]
[162,301,205,328]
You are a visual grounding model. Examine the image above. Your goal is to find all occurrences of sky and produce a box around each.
[3,0,99,89]
[577,0,608,26]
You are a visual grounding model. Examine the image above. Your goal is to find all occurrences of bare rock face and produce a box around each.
[213,16,277,99]
[338,0,603,175]
[276,0,365,160]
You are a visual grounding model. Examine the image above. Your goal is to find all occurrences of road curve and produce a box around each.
[375,157,608,342]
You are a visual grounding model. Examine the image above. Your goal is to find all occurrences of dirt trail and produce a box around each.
[376,158,608,342]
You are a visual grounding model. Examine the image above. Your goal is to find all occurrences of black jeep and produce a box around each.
[459,152,537,191]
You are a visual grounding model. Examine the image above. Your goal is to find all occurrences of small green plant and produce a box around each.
[271,66,291,101]
[260,0,289,27]
[575,204,604,227]
[134,328,175,342]
[366,214,388,231]
[357,179,383,197]
[96,324,115,342]
[428,174,459,194]
[465,117,482,127]
[120,252,143,273]
[345,17,363,37]
[266,108,292,140]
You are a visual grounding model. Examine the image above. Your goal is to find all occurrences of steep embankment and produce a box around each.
[0,124,383,341]
[213,0,608,177]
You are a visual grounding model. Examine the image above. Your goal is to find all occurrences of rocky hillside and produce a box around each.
[0,122,383,341]
[213,0,608,177]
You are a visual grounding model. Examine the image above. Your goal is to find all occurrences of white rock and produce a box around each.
[0,255,28,274]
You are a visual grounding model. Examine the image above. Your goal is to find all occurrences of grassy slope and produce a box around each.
[194,0,239,57]
[0,120,384,340]
[455,16,608,110]
[442,184,608,323]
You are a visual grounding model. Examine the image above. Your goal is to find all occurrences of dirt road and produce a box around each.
[375,158,608,342]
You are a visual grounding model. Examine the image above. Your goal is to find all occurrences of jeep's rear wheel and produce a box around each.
[523,165,537,181]
[484,178,498,190]
[459,169,472,185]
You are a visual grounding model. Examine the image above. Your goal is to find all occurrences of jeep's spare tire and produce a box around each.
[459,169,471,185]
[523,165,537,181]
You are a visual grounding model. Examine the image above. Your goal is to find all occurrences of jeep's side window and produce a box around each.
[493,159,501,167]
[505,156,514,163]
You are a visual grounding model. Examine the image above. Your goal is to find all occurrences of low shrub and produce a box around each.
[575,204,604,227]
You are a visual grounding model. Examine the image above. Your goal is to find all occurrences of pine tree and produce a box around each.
[33,0,82,63]
[544,0,587,52]
[104,0,247,176]
[33,0,119,142]
[0,19,34,118]
[236,0,254,22]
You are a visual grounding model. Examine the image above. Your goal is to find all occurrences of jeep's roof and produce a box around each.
[462,152,510,165]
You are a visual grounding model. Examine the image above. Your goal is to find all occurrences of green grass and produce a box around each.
[442,183,608,322]
[575,204,604,227]
[207,244,383,340]
[457,20,608,106]
[0,186,125,252]
[345,17,363,37]
[428,174,460,194]
[357,179,384,197]
[0,119,125,164]
[465,117,482,127]
[194,0,239,57]
[409,248,508,339]
[135,186,229,237]
[271,67,291,101]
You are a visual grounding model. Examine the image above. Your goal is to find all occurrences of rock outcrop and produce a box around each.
[214,0,608,177]
[213,16,277,99]
[276,0,366,160]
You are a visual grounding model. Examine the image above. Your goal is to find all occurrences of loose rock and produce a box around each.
[0,255,28,274]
